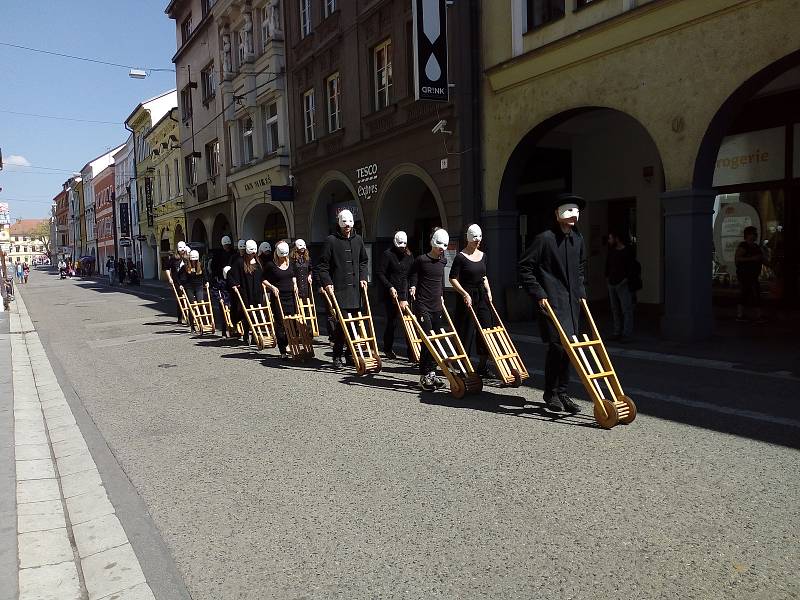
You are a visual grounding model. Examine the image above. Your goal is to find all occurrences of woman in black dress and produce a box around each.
[229,240,264,342]
[377,231,414,359]
[449,224,494,376]
[290,239,312,300]
[264,240,296,359]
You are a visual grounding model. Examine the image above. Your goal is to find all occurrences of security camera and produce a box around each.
[288,174,296,186]
[432,119,452,135]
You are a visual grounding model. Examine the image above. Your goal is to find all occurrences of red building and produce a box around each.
[94,166,116,273]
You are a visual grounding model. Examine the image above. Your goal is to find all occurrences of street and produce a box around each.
[4,270,800,600]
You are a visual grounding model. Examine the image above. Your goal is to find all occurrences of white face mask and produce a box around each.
[276,242,290,257]
[337,209,354,229]
[393,231,407,248]
[431,229,449,250]
[466,224,482,243]
[557,203,580,222]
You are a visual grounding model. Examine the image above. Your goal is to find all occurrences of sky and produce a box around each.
[0,2,179,220]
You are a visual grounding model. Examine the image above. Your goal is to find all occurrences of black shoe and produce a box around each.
[419,373,437,391]
[385,350,397,360]
[332,356,345,369]
[477,363,497,379]
[544,394,564,413]
[559,394,581,414]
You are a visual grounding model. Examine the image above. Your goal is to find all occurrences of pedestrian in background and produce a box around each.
[605,230,637,341]
[117,257,127,285]
[106,257,115,286]
[16,261,23,284]
[735,225,766,324]
[23,262,30,284]
[377,231,414,360]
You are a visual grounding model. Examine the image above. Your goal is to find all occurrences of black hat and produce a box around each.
[552,193,586,211]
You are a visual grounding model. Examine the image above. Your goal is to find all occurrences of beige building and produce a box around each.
[481,0,799,339]
[2,219,50,268]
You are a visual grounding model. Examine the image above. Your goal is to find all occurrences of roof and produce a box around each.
[144,107,179,140]
[10,219,49,235]
[80,145,125,178]
[124,89,178,128]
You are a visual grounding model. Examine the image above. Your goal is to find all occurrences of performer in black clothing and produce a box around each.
[210,235,236,279]
[290,239,312,299]
[409,228,450,391]
[184,250,207,303]
[257,242,273,270]
[264,241,295,359]
[449,224,494,376]
[170,241,190,324]
[317,209,369,369]
[518,193,587,414]
[377,231,414,359]
[229,240,264,342]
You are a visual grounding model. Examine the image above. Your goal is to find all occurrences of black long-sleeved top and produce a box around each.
[377,248,414,301]
[291,257,312,298]
[228,257,264,307]
[170,256,188,285]
[519,226,586,337]
[318,231,369,309]
[409,253,447,314]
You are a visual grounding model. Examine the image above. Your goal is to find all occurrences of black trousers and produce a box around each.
[276,294,296,354]
[184,282,205,303]
[454,288,492,358]
[415,309,446,375]
[332,306,359,358]
[383,297,401,353]
[544,342,571,397]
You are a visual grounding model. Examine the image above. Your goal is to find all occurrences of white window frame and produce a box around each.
[300,0,311,38]
[207,139,220,178]
[241,117,255,162]
[326,72,341,133]
[201,63,216,103]
[262,102,280,154]
[181,14,194,44]
[324,0,336,17]
[373,39,392,111]
[302,89,316,143]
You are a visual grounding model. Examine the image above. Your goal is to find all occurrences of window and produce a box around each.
[206,139,220,178]
[241,117,254,162]
[326,73,341,133]
[302,89,316,143]
[373,39,392,111]
[156,170,162,203]
[262,103,280,154]
[202,0,215,18]
[575,0,599,7]
[174,158,181,191]
[300,0,311,38]
[165,165,171,198]
[181,14,194,44]
[324,0,336,17]
[261,5,270,52]
[238,29,246,65]
[526,0,565,31]
[185,156,198,186]
[181,85,193,123]
[201,63,216,103]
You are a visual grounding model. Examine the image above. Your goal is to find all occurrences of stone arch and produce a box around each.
[374,162,449,235]
[190,218,208,246]
[173,224,185,249]
[238,198,293,241]
[239,201,290,243]
[211,213,232,247]
[308,170,364,242]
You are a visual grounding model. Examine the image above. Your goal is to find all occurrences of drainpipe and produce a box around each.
[125,122,140,274]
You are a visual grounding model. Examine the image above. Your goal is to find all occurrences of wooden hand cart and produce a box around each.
[404,299,482,398]
[232,286,277,350]
[295,289,320,337]
[468,297,529,387]
[322,283,381,376]
[269,283,314,360]
[394,294,421,363]
[165,270,190,326]
[217,288,244,336]
[542,298,636,429]
[182,282,216,335]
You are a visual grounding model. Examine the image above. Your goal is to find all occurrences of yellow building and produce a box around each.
[125,90,178,279]
[481,0,799,339]
[145,107,187,279]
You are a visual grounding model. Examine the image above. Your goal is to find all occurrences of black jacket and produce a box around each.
[377,248,414,301]
[519,226,586,338]
[228,256,264,307]
[170,256,188,285]
[318,232,369,309]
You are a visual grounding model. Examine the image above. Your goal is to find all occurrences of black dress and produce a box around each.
[230,257,265,307]
[377,247,414,354]
[265,262,296,354]
[450,252,492,357]
[291,257,312,299]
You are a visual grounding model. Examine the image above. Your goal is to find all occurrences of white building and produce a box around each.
[113,136,139,268]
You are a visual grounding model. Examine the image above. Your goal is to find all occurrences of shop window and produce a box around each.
[326,73,341,133]
[303,89,316,143]
[264,211,288,241]
[526,0,565,31]
[373,39,393,111]
[262,102,280,154]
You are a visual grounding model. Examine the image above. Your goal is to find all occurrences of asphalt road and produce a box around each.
[15,270,800,599]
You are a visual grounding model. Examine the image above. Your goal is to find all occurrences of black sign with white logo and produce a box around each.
[144,178,154,227]
[119,203,130,236]
[413,0,448,102]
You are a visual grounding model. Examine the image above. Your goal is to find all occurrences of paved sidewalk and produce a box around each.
[9,291,156,600]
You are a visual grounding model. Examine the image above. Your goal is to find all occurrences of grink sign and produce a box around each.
[412,0,448,103]
[356,163,378,201]
[144,178,154,227]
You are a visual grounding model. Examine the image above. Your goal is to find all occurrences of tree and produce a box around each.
[32,220,52,258]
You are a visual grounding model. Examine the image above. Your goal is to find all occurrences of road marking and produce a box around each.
[11,289,156,600]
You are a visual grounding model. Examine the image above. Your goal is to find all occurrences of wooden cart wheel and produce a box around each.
[256,336,265,351]
[464,373,483,394]
[593,399,619,429]
[355,357,367,376]
[616,395,637,424]
[450,375,466,399]
[373,356,382,374]
[510,368,521,388]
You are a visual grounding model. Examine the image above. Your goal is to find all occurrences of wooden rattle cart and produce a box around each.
[404,299,483,399]
[542,298,637,429]
[394,294,421,363]
[165,270,190,326]
[322,284,381,376]
[269,283,314,360]
[295,289,320,337]
[467,298,529,387]
[217,288,244,336]
[233,286,277,350]
[182,282,216,335]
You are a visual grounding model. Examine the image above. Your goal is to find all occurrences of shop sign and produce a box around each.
[712,126,785,187]
[119,203,130,236]
[356,163,378,201]
[144,178,154,227]
[241,173,273,194]
[119,237,132,247]
[412,0,449,102]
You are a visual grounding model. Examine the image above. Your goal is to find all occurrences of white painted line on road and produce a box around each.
[11,288,156,600]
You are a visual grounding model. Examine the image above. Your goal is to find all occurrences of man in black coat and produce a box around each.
[318,209,370,368]
[519,193,587,414]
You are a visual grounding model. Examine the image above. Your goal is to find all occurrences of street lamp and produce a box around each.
[129,69,147,79]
